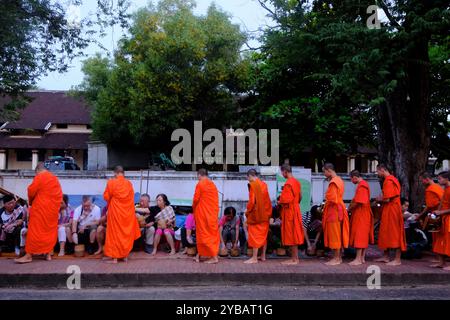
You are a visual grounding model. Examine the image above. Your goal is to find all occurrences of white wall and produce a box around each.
[0,171,383,213]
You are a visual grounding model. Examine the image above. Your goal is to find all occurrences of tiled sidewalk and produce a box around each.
[0,248,449,288]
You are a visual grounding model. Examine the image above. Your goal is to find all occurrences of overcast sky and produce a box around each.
[36,0,273,90]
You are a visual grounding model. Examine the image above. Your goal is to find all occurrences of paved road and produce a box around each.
[1,285,449,300]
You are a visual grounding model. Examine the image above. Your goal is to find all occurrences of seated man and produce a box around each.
[70,195,101,255]
[0,195,25,256]
[94,205,108,255]
[219,207,240,250]
[135,194,160,254]
[181,213,196,253]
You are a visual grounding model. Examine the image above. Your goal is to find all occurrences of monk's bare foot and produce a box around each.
[15,254,32,264]
[429,263,444,268]
[374,257,390,263]
[325,259,341,266]
[349,259,363,266]
[204,257,219,264]
[259,255,266,262]
[281,259,299,265]
[244,257,258,264]
[386,260,401,266]
[45,254,52,261]
[105,258,118,264]
[362,258,366,264]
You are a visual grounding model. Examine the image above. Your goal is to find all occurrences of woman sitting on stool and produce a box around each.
[152,194,176,256]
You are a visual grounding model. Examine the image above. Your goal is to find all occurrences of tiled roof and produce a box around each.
[0,91,91,130]
[0,133,90,150]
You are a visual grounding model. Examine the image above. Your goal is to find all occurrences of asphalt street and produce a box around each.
[1,285,449,300]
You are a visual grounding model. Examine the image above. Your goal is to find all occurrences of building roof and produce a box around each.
[0,133,90,150]
[0,91,91,130]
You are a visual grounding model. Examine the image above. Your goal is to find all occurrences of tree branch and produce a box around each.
[378,0,402,30]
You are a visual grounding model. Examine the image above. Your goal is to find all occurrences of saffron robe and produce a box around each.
[103,176,141,259]
[322,176,349,249]
[193,178,220,257]
[432,186,450,256]
[246,178,272,248]
[349,180,374,249]
[25,170,63,254]
[378,175,407,251]
[278,177,304,246]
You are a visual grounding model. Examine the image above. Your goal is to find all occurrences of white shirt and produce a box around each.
[73,204,101,227]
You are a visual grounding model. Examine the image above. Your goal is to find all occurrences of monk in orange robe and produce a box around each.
[244,169,272,264]
[375,164,406,266]
[322,163,349,265]
[15,163,62,264]
[348,170,374,265]
[419,172,444,222]
[431,171,450,270]
[193,168,220,264]
[277,164,304,265]
[103,166,141,263]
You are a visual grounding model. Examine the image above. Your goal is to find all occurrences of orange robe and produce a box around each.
[378,175,407,251]
[349,180,374,249]
[425,183,444,212]
[322,176,349,249]
[278,177,304,246]
[432,186,450,256]
[193,178,220,257]
[103,176,141,259]
[246,178,272,249]
[25,171,62,254]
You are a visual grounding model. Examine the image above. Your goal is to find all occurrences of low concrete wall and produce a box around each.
[0,170,382,213]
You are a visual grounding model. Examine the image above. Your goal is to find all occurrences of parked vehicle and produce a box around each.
[44,156,80,171]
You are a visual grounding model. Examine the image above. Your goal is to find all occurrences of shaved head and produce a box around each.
[280,164,292,173]
[114,165,124,174]
[35,162,46,173]
[198,168,208,177]
[322,163,335,171]
[247,169,258,177]
[350,170,361,178]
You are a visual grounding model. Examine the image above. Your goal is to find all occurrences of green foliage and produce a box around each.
[242,0,449,165]
[0,0,131,121]
[77,0,250,151]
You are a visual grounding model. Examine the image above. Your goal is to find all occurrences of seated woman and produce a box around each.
[58,194,73,256]
[181,213,196,253]
[152,194,176,255]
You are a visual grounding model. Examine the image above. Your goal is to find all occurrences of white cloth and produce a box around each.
[58,226,67,242]
[73,205,101,227]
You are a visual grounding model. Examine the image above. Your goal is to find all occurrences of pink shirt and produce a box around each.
[185,213,195,230]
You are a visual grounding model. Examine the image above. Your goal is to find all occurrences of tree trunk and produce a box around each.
[377,39,431,211]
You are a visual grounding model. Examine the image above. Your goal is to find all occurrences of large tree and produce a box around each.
[251,0,449,210]
[76,0,250,154]
[0,0,130,121]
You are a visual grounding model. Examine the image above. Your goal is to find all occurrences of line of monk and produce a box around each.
[11,162,450,269]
